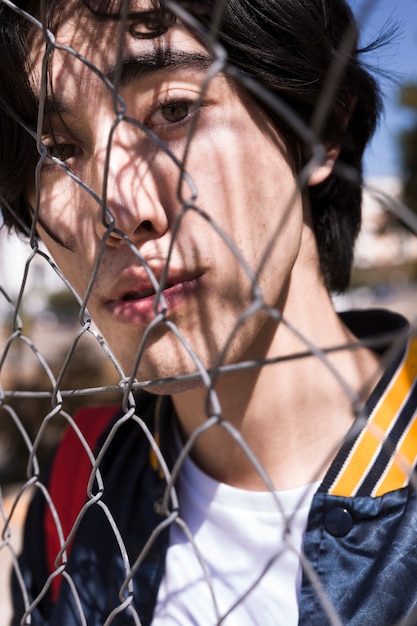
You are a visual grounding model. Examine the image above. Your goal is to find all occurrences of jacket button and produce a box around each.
[324,507,353,537]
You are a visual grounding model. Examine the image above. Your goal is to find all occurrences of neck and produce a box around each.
[172,280,381,491]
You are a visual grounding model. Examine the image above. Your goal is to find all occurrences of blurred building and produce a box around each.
[0,230,64,321]
[355,177,417,269]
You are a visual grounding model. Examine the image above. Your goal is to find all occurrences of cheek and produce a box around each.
[186,129,303,262]
[36,171,101,253]
[38,174,84,225]
[37,225,94,299]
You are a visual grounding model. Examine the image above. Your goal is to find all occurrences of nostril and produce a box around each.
[141,220,153,231]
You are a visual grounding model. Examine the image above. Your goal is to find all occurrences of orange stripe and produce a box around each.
[374,404,417,497]
[329,338,417,497]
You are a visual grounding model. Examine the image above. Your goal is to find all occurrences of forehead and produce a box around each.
[28,0,208,95]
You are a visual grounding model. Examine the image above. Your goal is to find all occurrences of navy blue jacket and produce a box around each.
[12,310,417,625]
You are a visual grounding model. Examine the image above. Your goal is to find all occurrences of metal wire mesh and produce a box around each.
[1,0,417,624]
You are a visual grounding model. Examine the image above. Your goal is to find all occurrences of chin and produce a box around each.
[141,376,207,397]
[114,345,214,393]
[104,315,258,393]
[125,362,209,397]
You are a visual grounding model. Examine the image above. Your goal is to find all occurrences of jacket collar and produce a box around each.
[320,309,416,498]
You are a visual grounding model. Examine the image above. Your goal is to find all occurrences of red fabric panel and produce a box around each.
[44,405,120,603]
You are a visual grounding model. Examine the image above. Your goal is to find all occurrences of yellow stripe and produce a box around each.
[373,404,417,497]
[329,337,417,497]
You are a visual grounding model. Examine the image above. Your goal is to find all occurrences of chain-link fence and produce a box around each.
[1,1,417,625]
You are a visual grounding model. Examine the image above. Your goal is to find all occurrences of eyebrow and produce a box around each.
[41,50,215,119]
[106,49,215,88]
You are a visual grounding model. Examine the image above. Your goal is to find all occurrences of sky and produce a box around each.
[348,0,417,178]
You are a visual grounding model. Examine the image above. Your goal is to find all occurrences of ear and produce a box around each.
[308,145,340,187]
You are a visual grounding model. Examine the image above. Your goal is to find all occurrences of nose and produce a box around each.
[94,128,170,247]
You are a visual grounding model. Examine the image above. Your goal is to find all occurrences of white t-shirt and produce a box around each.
[152,450,319,625]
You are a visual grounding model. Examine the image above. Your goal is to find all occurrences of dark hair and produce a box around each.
[0,0,383,292]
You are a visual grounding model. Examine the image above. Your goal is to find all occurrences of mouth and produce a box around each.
[121,283,175,301]
[108,274,203,325]
[122,289,157,301]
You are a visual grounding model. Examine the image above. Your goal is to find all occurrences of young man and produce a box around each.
[1,1,416,624]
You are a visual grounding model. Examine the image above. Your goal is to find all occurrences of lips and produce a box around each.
[106,272,202,325]
[121,281,175,301]
[122,289,157,301]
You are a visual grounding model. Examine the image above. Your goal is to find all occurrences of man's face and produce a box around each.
[29,2,306,389]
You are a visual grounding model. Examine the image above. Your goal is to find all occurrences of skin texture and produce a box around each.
[29,2,381,489]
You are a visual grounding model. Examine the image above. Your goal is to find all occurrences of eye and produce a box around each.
[160,102,191,123]
[41,130,84,166]
[147,99,198,130]
[44,142,79,163]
